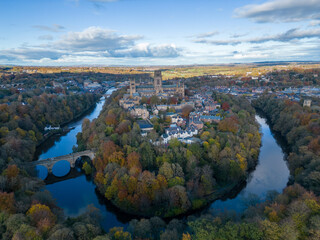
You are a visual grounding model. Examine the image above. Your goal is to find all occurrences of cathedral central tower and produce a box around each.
[154,70,163,94]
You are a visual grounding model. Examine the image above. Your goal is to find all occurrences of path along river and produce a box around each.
[35,92,290,231]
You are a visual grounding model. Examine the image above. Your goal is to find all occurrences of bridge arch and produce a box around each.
[28,150,95,179]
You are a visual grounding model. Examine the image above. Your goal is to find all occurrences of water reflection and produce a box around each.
[45,173,128,230]
[52,160,71,177]
[36,165,48,180]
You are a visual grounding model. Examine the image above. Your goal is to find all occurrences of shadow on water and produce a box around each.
[45,167,83,185]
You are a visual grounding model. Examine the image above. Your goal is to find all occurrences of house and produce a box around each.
[86,82,102,89]
[189,114,204,130]
[204,103,218,112]
[137,120,153,136]
[303,99,312,107]
[53,81,63,88]
[119,94,140,109]
[200,115,221,123]
[120,101,135,109]
[171,115,186,126]
[130,106,149,120]
[44,125,60,131]
[161,124,198,144]
[152,108,159,115]
[83,80,92,88]
[156,105,168,111]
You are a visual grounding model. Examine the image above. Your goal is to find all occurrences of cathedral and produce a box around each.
[130,70,185,98]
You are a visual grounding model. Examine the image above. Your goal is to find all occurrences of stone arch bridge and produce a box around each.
[27,150,95,174]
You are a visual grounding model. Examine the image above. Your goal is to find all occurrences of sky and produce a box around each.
[0,0,320,66]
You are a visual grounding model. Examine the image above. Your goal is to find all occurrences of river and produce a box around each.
[210,115,290,212]
[35,94,290,231]
[35,88,129,231]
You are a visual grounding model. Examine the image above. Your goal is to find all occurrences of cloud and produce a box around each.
[111,43,181,58]
[193,31,219,39]
[194,28,320,45]
[230,33,248,38]
[0,27,181,62]
[38,35,54,41]
[235,0,320,23]
[310,20,320,26]
[0,48,63,61]
[33,24,65,32]
[54,26,142,51]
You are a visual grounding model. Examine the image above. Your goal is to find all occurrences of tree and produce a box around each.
[181,105,193,118]
[218,117,239,134]
[106,113,117,126]
[150,96,160,106]
[108,227,131,240]
[127,152,141,169]
[27,204,56,232]
[222,102,230,111]
[115,120,131,135]
[5,165,19,179]
[0,191,15,213]
[82,162,92,175]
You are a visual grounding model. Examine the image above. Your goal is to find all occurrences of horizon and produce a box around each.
[2,60,320,68]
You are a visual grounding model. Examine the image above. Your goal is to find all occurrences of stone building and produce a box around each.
[130,70,185,98]
[130,106,150,120]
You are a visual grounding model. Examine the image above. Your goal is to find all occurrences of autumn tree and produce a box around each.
[27,204,56,233]
[181,105,193,118]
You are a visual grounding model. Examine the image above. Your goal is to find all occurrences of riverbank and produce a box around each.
[251,96,320,194]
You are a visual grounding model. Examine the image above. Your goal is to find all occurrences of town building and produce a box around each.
[161,124,198,144]
[130,106,150,120]
[303,99,312,107]
[137,120,154,136]
[200,115,221,123]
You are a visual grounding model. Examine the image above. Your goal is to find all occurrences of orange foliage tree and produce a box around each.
[27,204,56,233]
[218,116,239,134]
[5,165,19,179]
[0,191,15,213]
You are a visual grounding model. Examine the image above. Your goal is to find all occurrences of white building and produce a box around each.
[303,99,312,107]
[161,124,198,144]
[44,125,60,131]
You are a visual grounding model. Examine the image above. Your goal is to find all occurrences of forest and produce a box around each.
[104,183,320,240]
[253,95,320,194]
[75,89,261,217]
[0,85,103,239]
[0,92,100,171]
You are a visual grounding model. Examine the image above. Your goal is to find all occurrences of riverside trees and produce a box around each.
[0,83,101,239]
[253,95,320,195]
